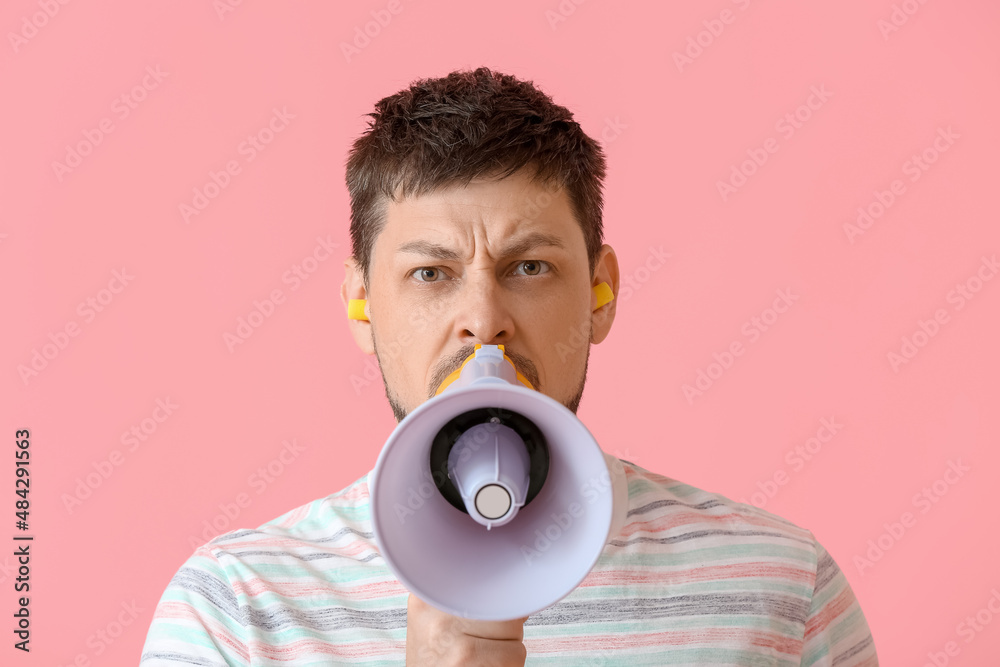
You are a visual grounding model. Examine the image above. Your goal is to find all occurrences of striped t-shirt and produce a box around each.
[140,459,879,665]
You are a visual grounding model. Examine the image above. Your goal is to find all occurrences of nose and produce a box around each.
[454,270,515,346]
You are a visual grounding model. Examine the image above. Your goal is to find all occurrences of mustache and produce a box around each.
[427,345,539,398]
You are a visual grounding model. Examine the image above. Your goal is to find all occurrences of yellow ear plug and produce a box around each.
[348,299,369,321]
[592,282,614,311]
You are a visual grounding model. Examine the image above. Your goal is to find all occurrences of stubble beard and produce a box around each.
[370,321,592,423]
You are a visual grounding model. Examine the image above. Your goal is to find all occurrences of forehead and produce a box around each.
[377,170,584,249]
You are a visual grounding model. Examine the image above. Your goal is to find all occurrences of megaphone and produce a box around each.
[369,344,628,621]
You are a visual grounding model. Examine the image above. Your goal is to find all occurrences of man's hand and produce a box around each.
[405,593,528,666]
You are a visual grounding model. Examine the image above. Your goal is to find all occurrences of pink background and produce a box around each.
[3,0,999,664]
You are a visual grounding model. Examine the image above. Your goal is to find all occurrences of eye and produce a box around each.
[513,260,550,276]
[411,267,448,282]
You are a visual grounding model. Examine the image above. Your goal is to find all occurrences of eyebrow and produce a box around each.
[396,232,567,262]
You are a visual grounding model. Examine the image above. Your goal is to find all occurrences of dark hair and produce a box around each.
[345,67,607,287]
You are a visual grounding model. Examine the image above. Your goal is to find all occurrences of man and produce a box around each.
[141,67,879,665]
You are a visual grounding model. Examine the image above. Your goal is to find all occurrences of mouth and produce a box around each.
[427,345,540,398]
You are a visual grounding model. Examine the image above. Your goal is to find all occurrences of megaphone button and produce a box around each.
[475,484,512,520]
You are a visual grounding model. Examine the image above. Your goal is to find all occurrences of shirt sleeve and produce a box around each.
[139,545,250,666]
[800,534,879,666]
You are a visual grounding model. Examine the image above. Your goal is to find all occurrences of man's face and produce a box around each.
[343,167,617,421]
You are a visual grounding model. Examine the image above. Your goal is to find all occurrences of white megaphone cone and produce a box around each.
[369,344,628,621]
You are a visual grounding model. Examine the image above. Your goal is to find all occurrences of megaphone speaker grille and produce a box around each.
[429,407,549,515]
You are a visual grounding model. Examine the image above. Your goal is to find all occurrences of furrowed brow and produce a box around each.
[497,232,566,259]
[396,232,566,262]
[396,240,462,262]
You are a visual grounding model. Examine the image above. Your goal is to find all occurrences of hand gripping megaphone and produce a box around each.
[369,344,628,621]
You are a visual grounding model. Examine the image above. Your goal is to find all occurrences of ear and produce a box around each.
[341,257,375,355]
[590,244,619,345]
